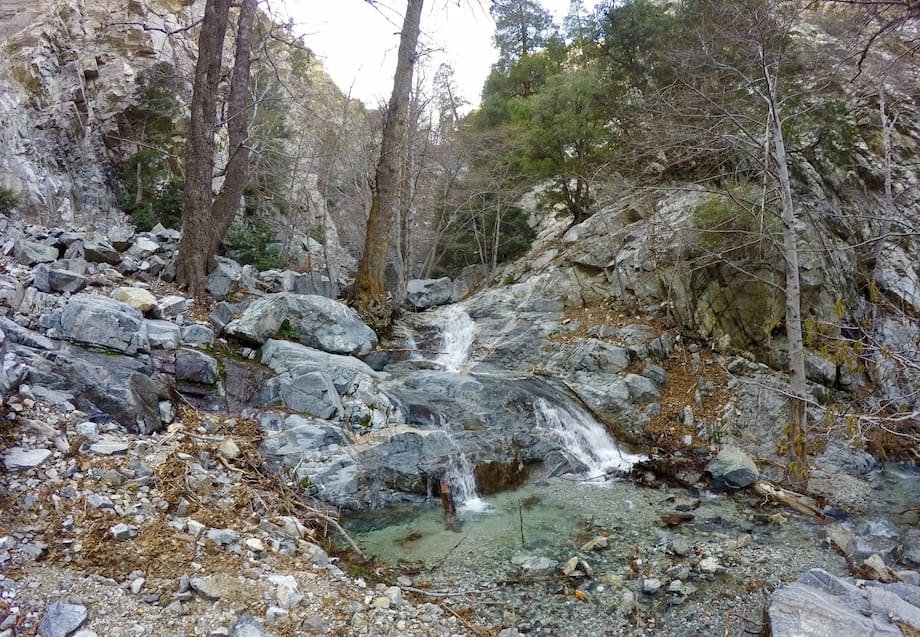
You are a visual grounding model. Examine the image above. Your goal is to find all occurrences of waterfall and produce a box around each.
[444,451,490,513]
[435,305,475,373]
[534,398,644,481]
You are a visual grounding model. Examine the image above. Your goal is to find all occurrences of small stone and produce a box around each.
[580,536,609,551]
[670,536,690,556]
[265,607,287,624]
[37,603,87,637]
[668,580,683,594]
[206,528,239,546]
[699,557,720,573]
[109,523,135,541]
[245,538,265,553]
[229,613,272,637]
[396,575,413,587]
[384,586,403,607]
[370,596,391,609]
[86,494,114,509]
[187,519,206,538]
[620,589,636,612]
[75,422,99,442]
[189,577,221,601]
[218,439,241,460]
[642,578,662,594]
[562,556,580,577]
[130,578,145,594]
[3,447,52,471]
[89,440,130,456]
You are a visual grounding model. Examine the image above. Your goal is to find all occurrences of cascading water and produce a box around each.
[443,451,490,513]
[535,398,644,481]
[434,305,475,373]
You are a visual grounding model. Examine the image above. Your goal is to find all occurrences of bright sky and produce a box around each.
[283,1,572,110]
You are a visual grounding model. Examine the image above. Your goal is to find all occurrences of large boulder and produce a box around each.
[406,278,453,310]
[41,294,150,354]
[225,293,377,355]
[768,569,920,637]
[258,412,357,507]
[32,264,88,294]
[12,342,168,434]
[14,239,57,265]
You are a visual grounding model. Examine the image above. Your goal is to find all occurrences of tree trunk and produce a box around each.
[763,54,809,491]
[176,0,256,297]
[354,0,424,328]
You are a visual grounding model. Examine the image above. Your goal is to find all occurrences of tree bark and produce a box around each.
[354,0,424,328]
[176,0,256,297]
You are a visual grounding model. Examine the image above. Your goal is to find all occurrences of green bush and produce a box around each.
[0,186,21,214]
[692,186,779,258]
[225,220,285,271]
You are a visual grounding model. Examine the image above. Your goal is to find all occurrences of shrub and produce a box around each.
[691,184,780,259]
[225,220,285,271]
[0,186,21,214]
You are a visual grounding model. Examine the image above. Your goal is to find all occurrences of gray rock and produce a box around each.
[189,577,221,601]
[37,603,87,637]
[180,324,214,348]
[769,568,917,637]
[206,528,239,546]
[33,264,87,294]
[643,578,662,594]
[623,373,661,403]
[519,556,559,576]
[146,320,181,350]
[229,613,275,637]
[16,342,167,434]
[642,363,668,386]
[83,238,121,265]
[407,277,454,309]
[15,239,57,265]
[175,349,219,385]
[225,293,377,355]
[281,271,335,298]
[0,318,55,350]
[106,225,135,251]
[706,446,759,490]
[43,294,149,354]
[109,524,134,540]
[209,301,236,333]
[3,447,52,471]
[208,257,243,298]
[153,295,188,320]
[113,287,156,313]
[126,236,159,259]
[89,440,130,456]
[268,370,341,419]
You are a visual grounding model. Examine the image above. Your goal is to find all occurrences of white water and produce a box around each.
[535,399,644,482]
[444,451,491,513]
[435,305,475,373]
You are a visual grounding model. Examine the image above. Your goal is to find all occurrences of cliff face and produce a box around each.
[0,0,198,227]
[0,0,360,279]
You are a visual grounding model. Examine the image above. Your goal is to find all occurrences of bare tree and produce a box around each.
[354,0,425,328]
[176,0,257,296]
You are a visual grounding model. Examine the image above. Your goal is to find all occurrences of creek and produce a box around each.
[343,303,920,635]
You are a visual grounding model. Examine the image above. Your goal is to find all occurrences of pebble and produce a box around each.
[186,519,206,538]
[699,557,721,573]
[371,596,391,609]
[218,439,241,460]
[671,535,691,556]
[245,538,265,553]
[206,528,238,546]
[642,578,662,594]
[109,523,134,540]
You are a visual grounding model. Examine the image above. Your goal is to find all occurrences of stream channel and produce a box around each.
[343,304,920,635]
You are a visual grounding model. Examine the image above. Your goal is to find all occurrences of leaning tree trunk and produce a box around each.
[764,53,809,491]
[353,0,424,328]
[176,0,256,297]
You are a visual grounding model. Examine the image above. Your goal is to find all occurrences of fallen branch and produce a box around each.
[752,481,827,520]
